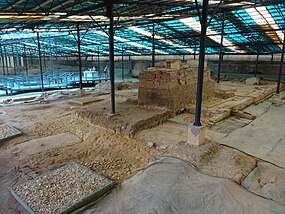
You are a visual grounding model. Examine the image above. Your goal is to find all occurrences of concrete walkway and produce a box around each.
[220,99,285,167]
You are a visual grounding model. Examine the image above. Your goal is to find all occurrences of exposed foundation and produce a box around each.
[138,60,215,113]
[75,97,171,138]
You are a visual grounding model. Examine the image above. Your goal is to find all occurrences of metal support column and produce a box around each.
[37,32,44,92]
[55,45,59,72]
[0,46,5,75]
[255,51,259,77]
[194,0,209,127]
[121,46,124,81]
[30,50,34,68]
[43,52,46,72]
[77,22,83,90]
[97,47,101,82]
[16,44,20,75]
[194,40,197,60]
[49,38,53,73]
[4,47,8,74]
[271,53,274,64]
[12,46,16,75]
[23,45,28,75]
[276,34,285,94]
[217,11,225,83]
[56,54,59,72]
[152,21,155,67]
[108,3,115,114]
[97,47,100,74]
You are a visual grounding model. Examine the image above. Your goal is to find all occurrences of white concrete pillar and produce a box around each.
[10,56,14,67]
[21,57,24,67]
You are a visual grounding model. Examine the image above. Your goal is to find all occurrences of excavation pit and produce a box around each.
[11,162,113,214]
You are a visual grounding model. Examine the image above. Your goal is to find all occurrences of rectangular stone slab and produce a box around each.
[11,162,113,214]
[0,124,22,142]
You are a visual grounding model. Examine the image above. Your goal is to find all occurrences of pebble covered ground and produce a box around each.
[12,162,112,214]
[0,124,22,142]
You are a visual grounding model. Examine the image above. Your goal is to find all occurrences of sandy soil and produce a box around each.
[0,89,157,213]
[24,123,157,183]
[136,122,257,183]
[0,80,280,212]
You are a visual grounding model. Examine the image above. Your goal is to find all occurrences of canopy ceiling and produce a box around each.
[0,0,284,57]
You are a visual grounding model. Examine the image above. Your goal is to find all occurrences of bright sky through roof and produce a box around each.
[179,17,245,53]
[128,26,194,53]
[91,30,167,54]
[245,6,284,43]
[69,34,141,55]
[2,32,69,40]
[23,41,97,56]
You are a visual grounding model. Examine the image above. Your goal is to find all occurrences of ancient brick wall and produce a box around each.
[138,65,215,113]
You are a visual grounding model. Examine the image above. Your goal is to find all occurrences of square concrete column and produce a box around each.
[187,125,206,146]
[272,93,284,107]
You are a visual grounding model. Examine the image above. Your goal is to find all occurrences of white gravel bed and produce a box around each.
[0,124,22,142]
[12,162,112,214]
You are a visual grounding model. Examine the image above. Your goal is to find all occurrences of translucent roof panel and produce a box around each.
[0,0,283,57]
[267,4,285,26]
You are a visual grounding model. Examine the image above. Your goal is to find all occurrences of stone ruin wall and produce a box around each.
[138,61,215,113]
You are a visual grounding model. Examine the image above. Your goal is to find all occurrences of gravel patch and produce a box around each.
[0,124,22,142]
[12,162,113,214]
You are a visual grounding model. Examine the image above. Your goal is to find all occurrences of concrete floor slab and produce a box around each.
[244,100,271,117]
[212,116,251,134]
[220,103,285,167]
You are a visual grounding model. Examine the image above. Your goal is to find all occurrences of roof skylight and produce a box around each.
[128,26,193,53]
[245,6,284,45]
[179,17,245,53]
[91,29,167,54]
[72,34,141,55]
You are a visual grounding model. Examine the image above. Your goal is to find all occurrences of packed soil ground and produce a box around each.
[0,80,283,213]
[0,87,157,212]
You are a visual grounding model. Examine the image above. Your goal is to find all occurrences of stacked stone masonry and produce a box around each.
[138,61,215,113]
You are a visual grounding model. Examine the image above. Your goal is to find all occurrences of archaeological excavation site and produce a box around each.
[1,0,285,213]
